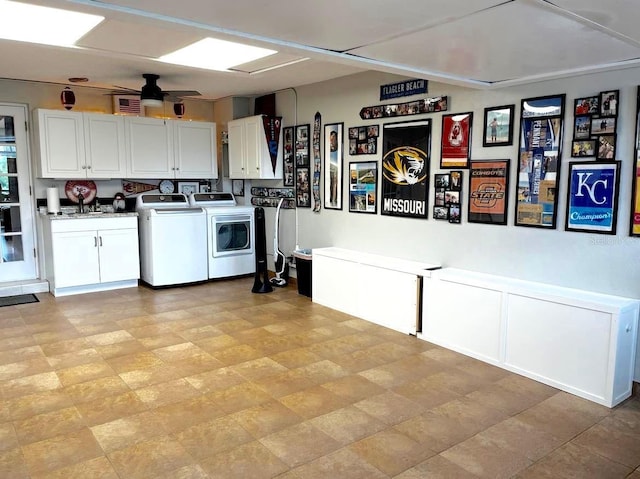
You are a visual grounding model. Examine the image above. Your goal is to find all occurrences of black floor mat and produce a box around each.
[0,294,39,307]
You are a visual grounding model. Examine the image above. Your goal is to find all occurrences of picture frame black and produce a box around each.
[590,116,616,136]
[596,134,616,161]
[324,123,344,210]
[294,124,310,167]
[348,124,379,155]
[231,179,244,197]
[565,160,620,235]
[571,139,596,158]
[468,159,510,225]
[282,126,294,186]
[515,93,565,228]
[631,85,640,236]
[599,90,619,117]
[482,104,514,147]
[574,96,599,116]
[296,167,311,208]
[348,161,378,214]
[573,115,591,140]
[441,112,472,169]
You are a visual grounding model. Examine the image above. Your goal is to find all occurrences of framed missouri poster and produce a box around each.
[440,112,472,169]
[468,160,510,225]
[515,94,565,228]
[566,160,620,234]
[381,119,431,218]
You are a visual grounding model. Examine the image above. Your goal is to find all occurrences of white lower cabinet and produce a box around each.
[421,268,640,407]
[42,216,140,296]
[312,247,440,335]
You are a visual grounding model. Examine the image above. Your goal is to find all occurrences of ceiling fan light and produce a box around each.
[140,73,164,107]
[140,98,163,108]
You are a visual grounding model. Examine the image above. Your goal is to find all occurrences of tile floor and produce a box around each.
[0,277,639,478]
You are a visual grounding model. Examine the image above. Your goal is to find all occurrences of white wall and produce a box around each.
[272,69,640,299]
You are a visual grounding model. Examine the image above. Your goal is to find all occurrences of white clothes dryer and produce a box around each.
[189,193,255,279]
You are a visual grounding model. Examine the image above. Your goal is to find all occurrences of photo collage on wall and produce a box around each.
[433,171,462,223]
[572,89,619,160]
[294,124,311,207]
[250,187,295,209]
[348,124,379,155]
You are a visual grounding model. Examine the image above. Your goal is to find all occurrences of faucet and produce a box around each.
[77,193,84,213]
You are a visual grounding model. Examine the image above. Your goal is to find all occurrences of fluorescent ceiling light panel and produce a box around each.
[160,38,277,71]
[0,1,104,47]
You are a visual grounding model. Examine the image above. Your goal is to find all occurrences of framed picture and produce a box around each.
[596,134,616,160]
[441,112,472,168]
[631,86,640,236]
[381,119,431,218]
[571,140,596,157]
[574,115,591,140]
[449,205,461,224]
[574,96,599,115]
[324,123,344,210]
[232,179,244,197]
[565,160,620,234]
[449,171,462,191]
[590,117,616,135]
[515,94,565,228]
[348,124,379,155]
[283,126,294,186]
[177,181,199,195]
[482,104,514,147]
[599,90,619,117]
[468,159,510,225]
[295,124,310,167]
[349,161,378,214]
[296,167,311,207]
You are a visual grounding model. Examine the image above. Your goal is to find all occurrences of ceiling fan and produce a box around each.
[110,73,201,108]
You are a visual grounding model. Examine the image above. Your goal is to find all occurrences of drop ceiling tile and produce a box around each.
[83,0,504,51]
[347,1,640,83]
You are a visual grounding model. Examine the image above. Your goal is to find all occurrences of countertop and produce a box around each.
[41,212,138,220]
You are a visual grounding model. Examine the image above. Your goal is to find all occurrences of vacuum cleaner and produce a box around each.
[269,197,289,287]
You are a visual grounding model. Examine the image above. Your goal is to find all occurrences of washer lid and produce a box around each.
[189,192,236,207]
[136,192,189,209]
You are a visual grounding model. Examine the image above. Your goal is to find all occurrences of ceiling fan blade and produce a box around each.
[165,90,201,98]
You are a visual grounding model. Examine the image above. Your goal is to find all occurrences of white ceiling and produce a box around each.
[1,0,639,101]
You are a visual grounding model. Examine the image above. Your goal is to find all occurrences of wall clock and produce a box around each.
[159,179,175,194]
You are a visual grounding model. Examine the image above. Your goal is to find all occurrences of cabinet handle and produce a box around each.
[94,236,97,247]
[87,165,91,169]
[99,236,103,247]
[82,165,87,169]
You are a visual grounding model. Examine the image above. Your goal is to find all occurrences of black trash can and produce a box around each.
[293,250,312,298]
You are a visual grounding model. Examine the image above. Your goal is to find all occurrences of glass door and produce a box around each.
[0,104,36,282]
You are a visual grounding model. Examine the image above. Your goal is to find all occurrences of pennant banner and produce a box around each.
[360,96,448,120]
[262,116,282,175]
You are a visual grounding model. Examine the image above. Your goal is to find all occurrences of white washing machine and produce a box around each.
[189,193,255,279]
[136,193,208,286]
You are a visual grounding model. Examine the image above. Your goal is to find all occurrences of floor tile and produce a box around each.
[290,447,387,479]
[354,390,423,425]
[154,394,225,433]
[134,378,201,408]
[14,406,85,445]
[309,405,387,445]
[29,456,119,479]
[232,400,303,438]
[175,415,254,459]
[200,440,289,479]
[21,428,104,476]
[572,416,640,468]
[0,422,19,453]
[395,454,481,478]
[55,361,116,387]
[75,390,148,426]
[279,385,350,419]
[0,447,30,479]
[348,428,435,476]
[1,371,62,399]
[260,422,341,468]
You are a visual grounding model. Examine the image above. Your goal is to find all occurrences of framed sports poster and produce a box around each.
[324,123,344,210]
[283,126,294,186]
[296,167,311,208]
[349,161,377,214]
[565,160,620,234]
[515,94,565,228]
[630,86,640,236]
[468,160,510,225]
[381,119,430,219]
[440,112,472,168]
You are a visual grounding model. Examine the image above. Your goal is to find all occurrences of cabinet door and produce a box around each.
[83,113,126,178]
[244,116,262,179]
[227,119,245,178]
[52,230,100,288]
[36,110,86,178]
[174,120,217,179]
[98,228,140,283]
[125,117,173,178]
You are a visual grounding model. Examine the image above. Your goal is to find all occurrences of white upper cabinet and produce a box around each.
[34,109,217,180]
[228,115,282,179]
[126,117,218,179]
